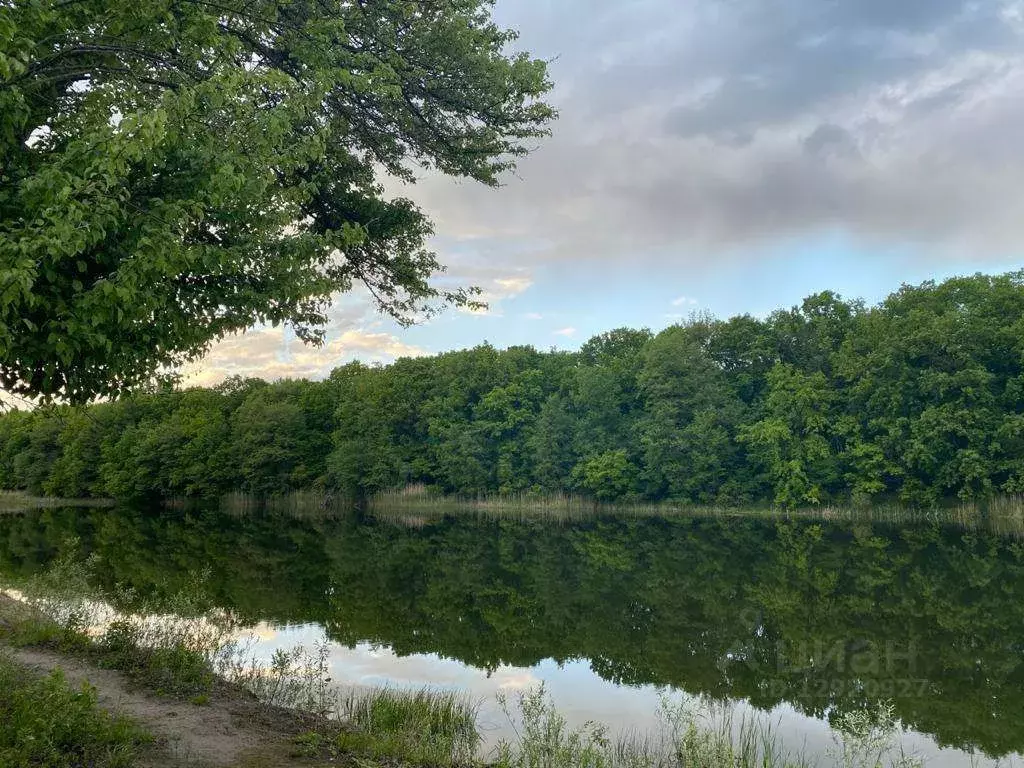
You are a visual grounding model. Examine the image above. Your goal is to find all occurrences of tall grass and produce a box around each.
[336,687,481,765]
[494,688,805,768]
[0,650,151,768]
[219,639,481,765]
[219,640,337,719]
[368,486,1024,538]
[0,490,114,514]
[140,486,1024,540]
[214,490,356,518]
[495,687,922,768]
[3,555,238,700]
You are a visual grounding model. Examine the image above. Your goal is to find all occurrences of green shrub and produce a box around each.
[98,618,214,697]
[0,653,150,768]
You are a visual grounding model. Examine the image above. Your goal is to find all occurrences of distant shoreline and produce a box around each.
[7,488,1023,538]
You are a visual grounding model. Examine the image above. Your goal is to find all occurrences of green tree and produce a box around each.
[44,408,108,497]
[738,363,836,508]
[0,0,553,403]
[6,409,62,493]
[572,329,652,456]
[230,384,323,495]
[834,272,1024,502]
[328,363,405,494]
[528,394,577,492]
[571,449,636,501]
[637,324,745,503]
[475,369,545,493]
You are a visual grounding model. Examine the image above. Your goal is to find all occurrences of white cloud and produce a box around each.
[454,267,534,316]
[183,325,426,386]
[553,327,577,337]
[494,276,533,294]
[671,296,699,306]
[525,312,544,320]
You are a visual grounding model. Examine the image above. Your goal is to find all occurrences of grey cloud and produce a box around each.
[405,0,1024,273]
[802,124,860,159]
[568,0,1007,124]
[194,0,1024,380]
[658,0,1017,141]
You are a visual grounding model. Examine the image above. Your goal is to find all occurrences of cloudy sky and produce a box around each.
[188,0,1024,385]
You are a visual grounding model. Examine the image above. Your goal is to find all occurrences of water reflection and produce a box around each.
[0,505,1022,762]
[241,622,1010,766]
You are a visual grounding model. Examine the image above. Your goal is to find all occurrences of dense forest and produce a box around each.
[2,271,1023,507]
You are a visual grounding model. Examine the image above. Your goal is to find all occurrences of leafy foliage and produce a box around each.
[1,272,1023,505]
[0,0,553,402]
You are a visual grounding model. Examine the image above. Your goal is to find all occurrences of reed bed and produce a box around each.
[12,486,1024,539]
[493,687,921,768]
[368,487,1024,538]
[0,490,114,515]
[336,687,481,765]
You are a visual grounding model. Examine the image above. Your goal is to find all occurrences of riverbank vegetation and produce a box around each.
[3,510,1023,756]
[2,272,1022,508]
[361,484,1024,536]
[0,572,923,768]
[0,651,150,768]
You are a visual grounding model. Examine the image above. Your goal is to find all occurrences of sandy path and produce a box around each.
[8,646,304,768]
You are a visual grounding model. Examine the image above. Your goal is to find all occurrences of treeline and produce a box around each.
[2,271,1023,506]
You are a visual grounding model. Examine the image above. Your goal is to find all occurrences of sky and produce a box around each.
[187,0,1024,385]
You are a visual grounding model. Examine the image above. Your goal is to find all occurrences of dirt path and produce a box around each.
[8,646,313,768]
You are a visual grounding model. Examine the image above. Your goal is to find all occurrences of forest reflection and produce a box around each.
[0,505,1021,757]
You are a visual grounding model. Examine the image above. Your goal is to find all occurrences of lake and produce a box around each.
[0,504,1022,766]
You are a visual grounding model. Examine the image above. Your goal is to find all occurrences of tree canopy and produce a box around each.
[0,0,554,403]
[2,271,1022,507]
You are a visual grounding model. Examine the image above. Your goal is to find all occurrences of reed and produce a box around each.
[335,687,481,766]
[495,687,921,768]
[0,490,114,514]
[368,487,1024,538]
[214,489,357,518]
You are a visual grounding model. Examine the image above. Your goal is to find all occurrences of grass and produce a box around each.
[494,687,922,768]
[12,485,1024,539]
[220,640,337,718]
[1,552,234,700]
[0,490,114,514]
[367,486,1024,538]
[1,606,225,700]
[214,490,357,518]
[222,642,480,765]
[334,687,481,765]
[0,650,151,768]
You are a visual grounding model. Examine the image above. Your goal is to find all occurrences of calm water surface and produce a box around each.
[1,505,1021,765]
